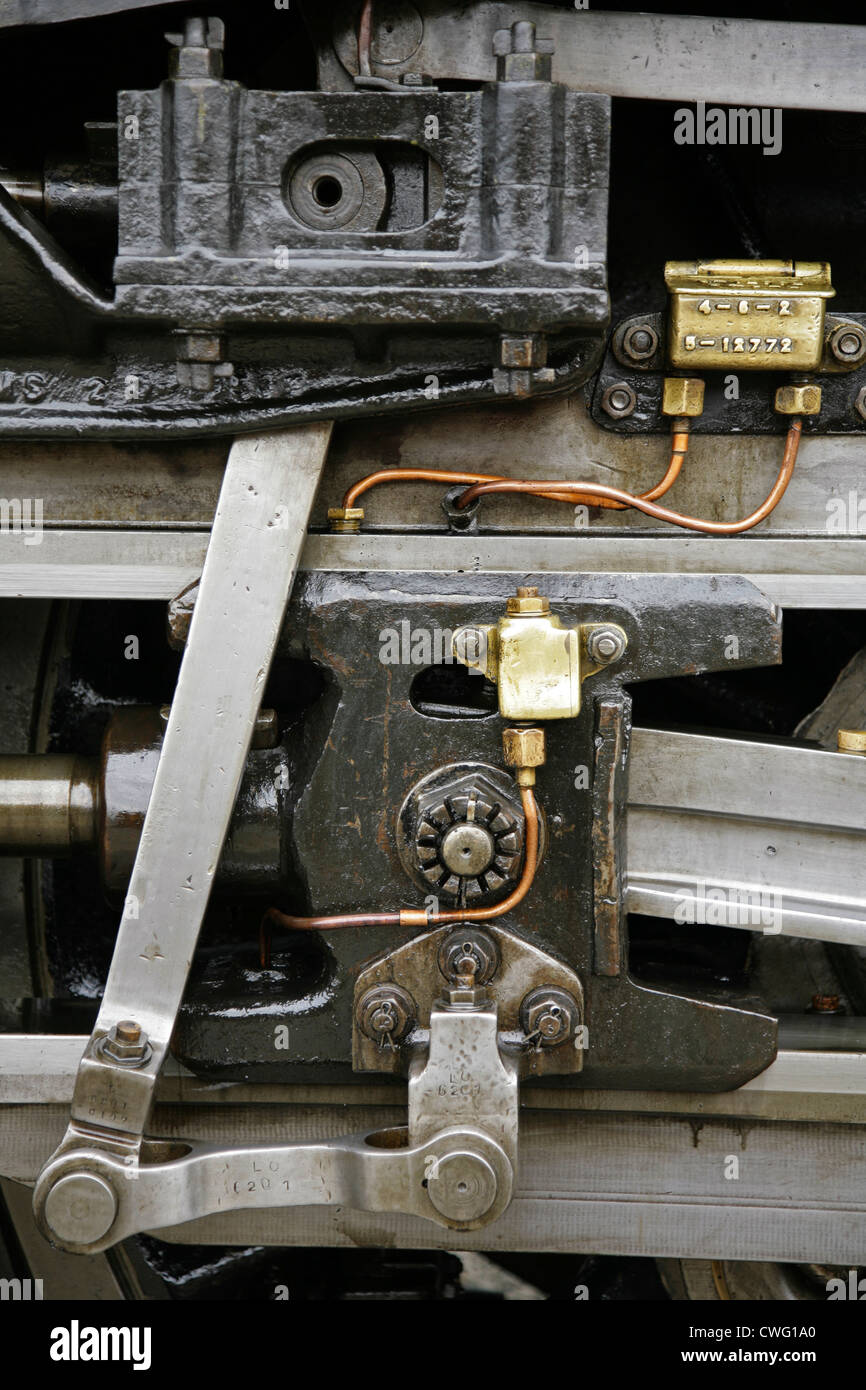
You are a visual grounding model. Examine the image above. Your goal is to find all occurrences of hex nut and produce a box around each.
[774,383,822,416]
[829,323,866,365]
[502,726,546,769]
[661,377,705,418]
[854,387,866,422]
[585,625,627,666]
[358,984,417,1046]
[506,586,550,616]
[438,927,501,986]
[98,1021,150,1067]
[500,334,547,370]
[601,382,637,419]
[175,333,224,363]
[621,322,659,363]
[838,728,866,754]
[520,987,578,1048]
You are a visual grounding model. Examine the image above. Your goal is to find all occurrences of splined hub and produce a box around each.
[398,763,525,904]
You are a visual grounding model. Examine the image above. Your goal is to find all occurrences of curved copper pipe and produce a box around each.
[260,787,540,962]
[456,422,802,535]
[341,433,689,513]
[358,0,373,77]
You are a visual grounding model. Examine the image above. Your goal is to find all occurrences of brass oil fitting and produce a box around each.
[328,506,364,534]
[453,588,627,721]
[502,726,546,785]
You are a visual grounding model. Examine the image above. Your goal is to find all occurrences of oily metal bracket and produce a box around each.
[592,309,866,436]
[353,923,585,1079]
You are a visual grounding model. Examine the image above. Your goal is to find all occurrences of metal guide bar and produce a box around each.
[2,1038,864,1113]
[0,533,865,608]
[66,423,331,1139]
[627,728,866,946]
[344,6,866,115]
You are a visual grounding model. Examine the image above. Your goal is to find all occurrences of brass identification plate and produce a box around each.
[665,260,834,371]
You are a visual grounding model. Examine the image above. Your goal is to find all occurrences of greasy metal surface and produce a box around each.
[591,694,629,978]
[0,13,610,436]
[98,706,284,894]
[173,567,780,1091]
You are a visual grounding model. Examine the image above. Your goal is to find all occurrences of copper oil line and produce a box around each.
[340,420,801,533]
[455,420,803,534]
[358,0,373,77]
[259,784,540,965]
[340,425,690,513]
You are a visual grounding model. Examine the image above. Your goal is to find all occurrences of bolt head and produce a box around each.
[830,323,866,364]
[521,987,578,1047]
[622,323,659,362]
[601,382,637,419]
[586,626,627,666]
[358,984,416,1045]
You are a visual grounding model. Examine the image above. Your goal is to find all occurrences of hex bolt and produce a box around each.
[520,986,579,1049]
[438,927,500,986]
[621,323,659,363]
[809,993,841,1014]
[98,1019,151,1067]
[601,382,637,419]
[854,386,866,422]
[829,323,866,365]
[586,626,627,665]
[358,984,416,1050]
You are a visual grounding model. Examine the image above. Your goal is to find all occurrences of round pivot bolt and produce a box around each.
[586,626,627,665]
[44,1172,117,1246]
[439,822,496,878]
[425,1150,498,1224]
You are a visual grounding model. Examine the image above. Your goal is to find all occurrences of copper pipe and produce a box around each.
[341,430,689,512]
[260,786,540,961]
[456,421,802,535]
[358,0,373,76]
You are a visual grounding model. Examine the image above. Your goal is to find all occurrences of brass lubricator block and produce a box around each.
[665,260,834,372]
[452,587,627,722]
